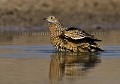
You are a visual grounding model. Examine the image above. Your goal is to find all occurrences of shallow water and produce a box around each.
[0,29,120,84]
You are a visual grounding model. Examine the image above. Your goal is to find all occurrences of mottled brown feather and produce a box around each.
[45,16,103,52]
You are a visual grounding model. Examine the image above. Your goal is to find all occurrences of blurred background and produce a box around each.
[0,0,119,27]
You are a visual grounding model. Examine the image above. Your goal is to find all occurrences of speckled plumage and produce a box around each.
[45,16,103,52]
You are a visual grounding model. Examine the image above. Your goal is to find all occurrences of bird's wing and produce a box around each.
[61,27,101,41]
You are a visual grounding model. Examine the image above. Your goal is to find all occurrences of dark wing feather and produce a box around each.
[62,27,101,42]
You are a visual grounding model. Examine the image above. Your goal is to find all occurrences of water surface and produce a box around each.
[0,29,120,84]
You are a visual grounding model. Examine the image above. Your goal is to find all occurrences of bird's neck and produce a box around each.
[48,22,64,37]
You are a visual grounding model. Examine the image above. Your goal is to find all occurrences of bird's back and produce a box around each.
[59,27,103,52]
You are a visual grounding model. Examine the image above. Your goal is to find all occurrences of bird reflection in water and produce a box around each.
[49,52,101,83]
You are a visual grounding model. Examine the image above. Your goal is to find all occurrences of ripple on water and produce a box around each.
[100,45,120,57]
[0,45,120,58]
[0,44,54,58]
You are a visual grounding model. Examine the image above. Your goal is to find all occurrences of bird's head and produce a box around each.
[45,16,59,23]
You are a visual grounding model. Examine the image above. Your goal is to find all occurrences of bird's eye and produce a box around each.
[51,17,53,19]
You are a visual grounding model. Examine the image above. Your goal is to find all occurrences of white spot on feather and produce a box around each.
[72,37,85,40]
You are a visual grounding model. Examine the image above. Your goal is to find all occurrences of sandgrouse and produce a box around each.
[45,16,103,52]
